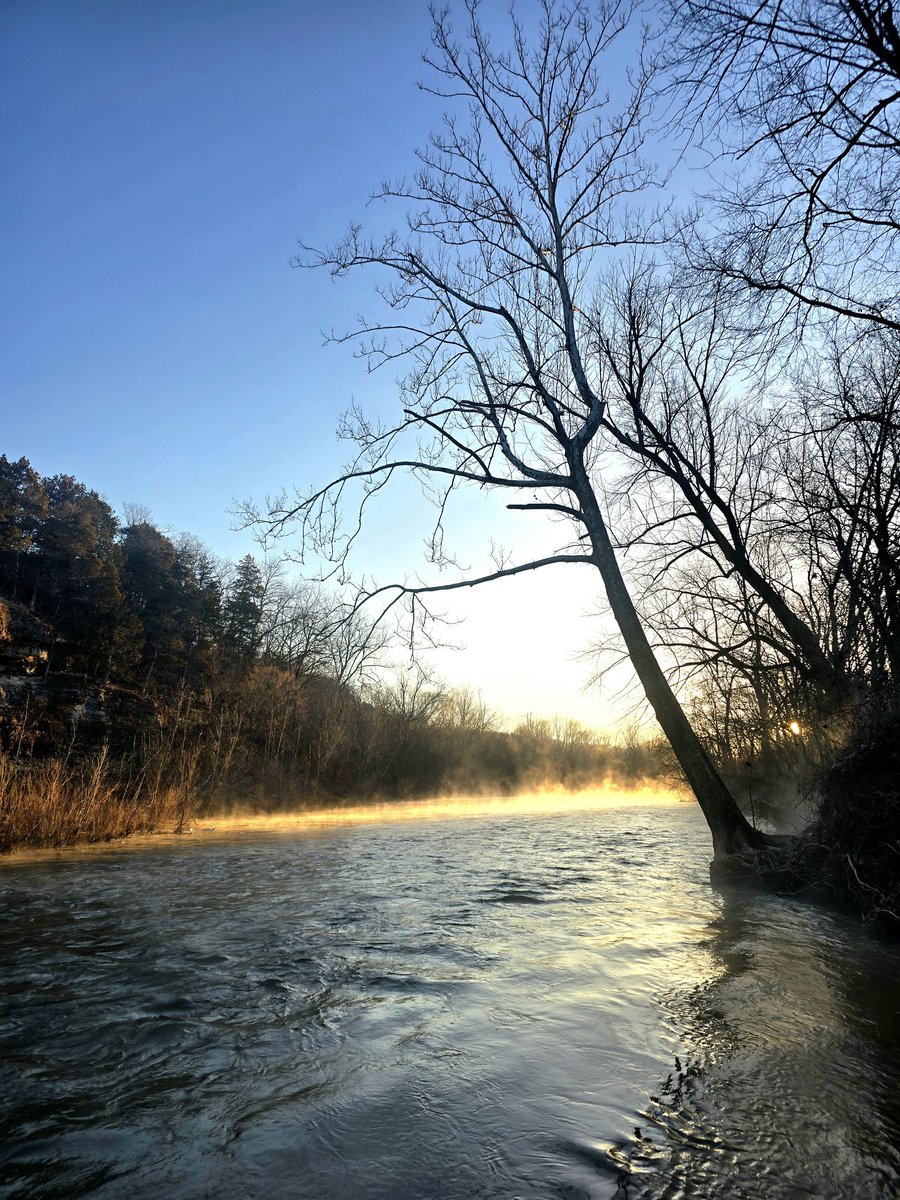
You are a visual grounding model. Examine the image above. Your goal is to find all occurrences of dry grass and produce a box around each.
[0,747,193,853]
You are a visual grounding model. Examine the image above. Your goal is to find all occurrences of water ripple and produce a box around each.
[1,804,898,1199]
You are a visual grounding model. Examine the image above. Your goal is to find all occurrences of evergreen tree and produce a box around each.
[0,455,48,600]
[120,522,186,683]
[222,555,264,660]
[173,533,226,670]
[28,475,128,677]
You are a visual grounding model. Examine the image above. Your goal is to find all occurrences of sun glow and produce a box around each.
[789,720,802,735]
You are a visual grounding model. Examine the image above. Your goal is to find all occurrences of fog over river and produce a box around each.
[2,800,899,1199]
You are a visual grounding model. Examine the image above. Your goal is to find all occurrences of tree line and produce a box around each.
[0,453,673,850]
[0,454,404,696]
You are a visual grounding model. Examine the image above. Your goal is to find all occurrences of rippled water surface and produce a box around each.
[2,801,899,1199]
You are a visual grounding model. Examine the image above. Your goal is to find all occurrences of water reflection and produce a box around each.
[1,805,898,1199]
[617,884,900,1199]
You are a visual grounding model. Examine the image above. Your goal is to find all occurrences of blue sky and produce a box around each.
[3,0,433,543]
[2,0,652,730]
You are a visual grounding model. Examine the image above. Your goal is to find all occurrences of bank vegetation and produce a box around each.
[0,478,674,851]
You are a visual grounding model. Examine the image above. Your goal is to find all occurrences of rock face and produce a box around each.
[0,673,162,758]
[0,599,158,757]
[0,599,52,677]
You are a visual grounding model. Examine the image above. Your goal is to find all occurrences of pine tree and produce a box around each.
[222,555,264,661]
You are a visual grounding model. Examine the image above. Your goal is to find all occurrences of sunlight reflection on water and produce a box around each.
[1,803,898,1199]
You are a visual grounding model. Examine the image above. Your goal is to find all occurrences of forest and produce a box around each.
[0,453,672,852]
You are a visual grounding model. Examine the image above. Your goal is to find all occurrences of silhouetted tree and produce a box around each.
[781,328,900,685]
[595,267,845,697]
[594,279,900,757]
[669,0,900,331]
[256,2,765,855]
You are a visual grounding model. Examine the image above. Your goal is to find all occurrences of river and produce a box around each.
[1,799,898,1199]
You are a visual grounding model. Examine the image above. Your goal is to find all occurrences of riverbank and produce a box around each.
[0,659,678,855]
[0,770,685,857]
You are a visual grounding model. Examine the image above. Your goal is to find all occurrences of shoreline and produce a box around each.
[0,786,687,863]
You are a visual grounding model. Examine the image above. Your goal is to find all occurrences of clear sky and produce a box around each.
[2,0,648,732]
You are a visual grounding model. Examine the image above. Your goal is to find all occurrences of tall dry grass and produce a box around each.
[0,746,194,853]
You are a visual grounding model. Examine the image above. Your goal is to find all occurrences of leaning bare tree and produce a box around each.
[263,1,770,856]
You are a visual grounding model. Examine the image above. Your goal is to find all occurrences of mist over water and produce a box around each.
[191,785,683,832]
[2,801,898,1199]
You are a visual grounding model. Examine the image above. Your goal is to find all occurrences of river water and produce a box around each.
[1,800,899,1199]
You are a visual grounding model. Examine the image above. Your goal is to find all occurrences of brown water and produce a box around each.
[1,802,898,1199]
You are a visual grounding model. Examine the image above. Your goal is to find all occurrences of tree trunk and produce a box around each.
[574,467,764,857]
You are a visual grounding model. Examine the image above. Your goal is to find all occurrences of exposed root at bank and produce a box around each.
[710,829,899,936]
[809,708,900,932]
